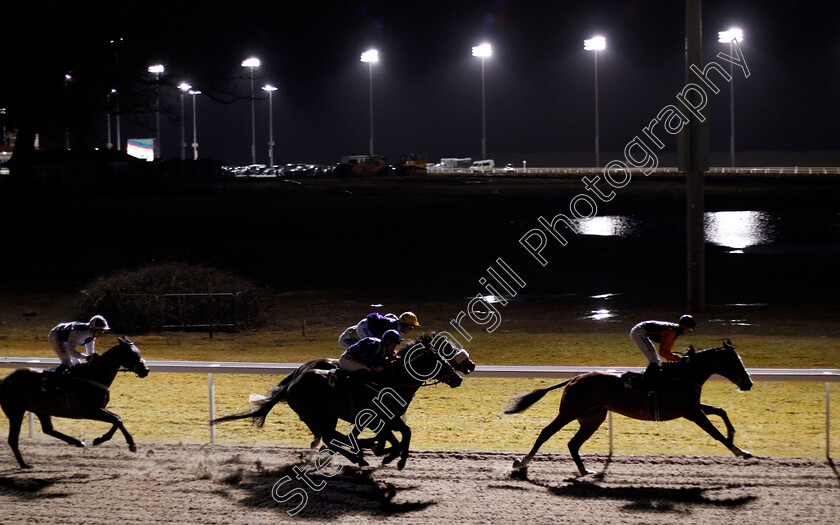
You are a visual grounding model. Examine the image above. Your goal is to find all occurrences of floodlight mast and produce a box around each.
[241,57,261,164]
[262,84,278,167]
[188,90,201,160]
[584,36,606,167]
[361,49,379,156]
[472,43,492,160]
[178,82,191,160]
[148,64,165,159]
[718,28,743,168]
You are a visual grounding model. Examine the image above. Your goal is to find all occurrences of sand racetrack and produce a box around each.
[1,441,838,524]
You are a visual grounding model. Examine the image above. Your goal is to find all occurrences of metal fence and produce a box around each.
[93,292,249,332]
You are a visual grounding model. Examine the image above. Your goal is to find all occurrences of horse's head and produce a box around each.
[425,332,476,375]
[102,336,150,378]
[715,340,753,391]
[395,337,463,388]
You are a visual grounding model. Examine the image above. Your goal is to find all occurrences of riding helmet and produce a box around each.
[678,314,697,329]
[381,329,402,345]
[89,315,110,332]
[399,312,421,327]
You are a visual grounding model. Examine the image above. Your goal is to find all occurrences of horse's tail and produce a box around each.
[504,378,573,414]
[212,380,288,428]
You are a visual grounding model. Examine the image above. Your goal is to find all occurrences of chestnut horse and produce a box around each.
[0,336,150,468]
[507,341,754,476]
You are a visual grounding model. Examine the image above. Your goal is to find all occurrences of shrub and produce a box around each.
[78,263,274,333]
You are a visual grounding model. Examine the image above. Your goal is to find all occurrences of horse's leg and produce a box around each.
[4,409,30,469]
[568,408,608,476]
[380,419,411,470]
[700,403,736,442]
[301,421,322,449]
[513,411,577,474]
[87,408,136,453]
[321,426,369,467]
[37,413,86,448]
[684,408,752,458]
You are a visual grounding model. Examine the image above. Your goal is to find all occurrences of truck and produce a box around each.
[334,155,391,176]
[393,153,427,176]
[438,158,473,171]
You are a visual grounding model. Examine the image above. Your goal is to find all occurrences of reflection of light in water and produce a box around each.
[590,293,620,299]
[575,216,636,237]
[482,295,509,304]
[587,309,613,320]
[705,211,773,249]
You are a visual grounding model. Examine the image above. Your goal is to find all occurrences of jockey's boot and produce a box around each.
[641,362,663,392]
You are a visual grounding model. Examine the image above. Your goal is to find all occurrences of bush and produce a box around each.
[78,263,274,333]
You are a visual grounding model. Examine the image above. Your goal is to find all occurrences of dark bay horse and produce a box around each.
[0,336,150,468]
[213,333,471,469]
[507,341,754,477]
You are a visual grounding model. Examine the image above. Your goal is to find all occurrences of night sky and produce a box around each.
[4,0,839,166]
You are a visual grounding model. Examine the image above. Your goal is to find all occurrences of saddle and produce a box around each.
[41,361,91,391]
[326,368,376,390]
[620,371,648,391]
[620,371,662,421]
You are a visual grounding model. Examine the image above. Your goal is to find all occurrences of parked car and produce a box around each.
[503,164,516,173]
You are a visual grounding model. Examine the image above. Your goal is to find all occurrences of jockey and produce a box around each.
[49,315,110,369]
[338,329,402,373]
[338,311,420,349]
[629,314,696,389]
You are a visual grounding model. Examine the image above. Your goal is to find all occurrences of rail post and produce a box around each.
[827,382,831,458]
[209,373,216,444]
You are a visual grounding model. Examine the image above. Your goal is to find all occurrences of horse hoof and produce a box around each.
[512,459,523,469]
[19,463,33,469]
[76,440,87,448]
[397,458,407,470]
[741,451,754,459]
[510,468,528,479]
[129,444,137,453]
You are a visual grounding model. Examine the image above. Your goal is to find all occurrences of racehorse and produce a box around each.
[507,341,754,477]
[0,336,150,468]
[213,333,471,469]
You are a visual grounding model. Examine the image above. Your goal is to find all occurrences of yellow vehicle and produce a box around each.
[394,153,427,176]
[335,155,391,176]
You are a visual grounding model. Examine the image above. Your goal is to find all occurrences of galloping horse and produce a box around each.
[0,336,150,468]
[507,341,754,477]
[214,333,471,469]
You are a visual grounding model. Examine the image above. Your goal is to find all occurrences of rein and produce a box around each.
[85,379,111,392]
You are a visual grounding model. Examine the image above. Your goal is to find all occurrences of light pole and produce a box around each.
[262,84,278,167]
[64,73,72,150]
[584,36,606,167]
[718,28,743,168]
[113,89,121,151]
[241,57,261,165]
[472,43,491,161]
[360,49,378,156]
[189,89,201,160]
[178,82,191,160]
[148,64,165,159]
[106,90,113,150]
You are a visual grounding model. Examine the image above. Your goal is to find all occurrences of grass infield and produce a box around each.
[1,296,838,460]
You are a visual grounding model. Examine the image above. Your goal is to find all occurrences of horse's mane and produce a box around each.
[662,342,735,371]
[397,332,438,358]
